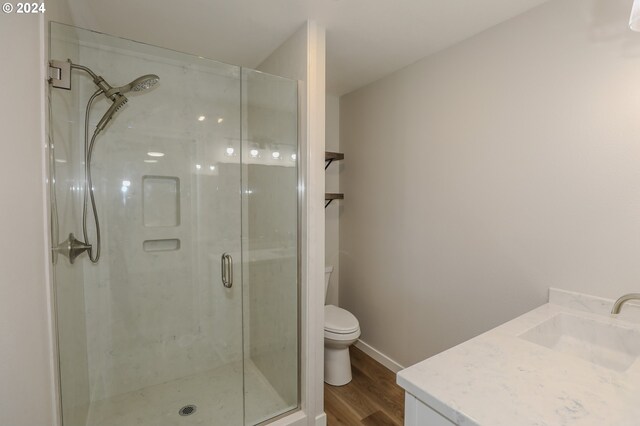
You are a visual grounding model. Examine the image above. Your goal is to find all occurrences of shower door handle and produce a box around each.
[221,253,233,288]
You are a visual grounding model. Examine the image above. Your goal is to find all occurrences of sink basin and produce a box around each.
[519,313,640,372]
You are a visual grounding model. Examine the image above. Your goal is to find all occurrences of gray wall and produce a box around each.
[325,94,341,306]
[340,0,640,368]
[0,14,56,426]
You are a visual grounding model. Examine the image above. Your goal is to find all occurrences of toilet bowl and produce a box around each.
[324,266,361,386]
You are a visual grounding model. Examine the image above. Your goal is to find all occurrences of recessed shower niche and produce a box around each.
[48,22,299,426]
[142,175,180,227]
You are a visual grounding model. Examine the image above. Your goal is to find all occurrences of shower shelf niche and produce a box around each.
[325,151,344,208]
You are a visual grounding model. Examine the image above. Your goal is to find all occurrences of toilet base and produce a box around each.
[324,344,353,386]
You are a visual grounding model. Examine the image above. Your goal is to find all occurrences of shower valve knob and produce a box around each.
[53,233,92,264]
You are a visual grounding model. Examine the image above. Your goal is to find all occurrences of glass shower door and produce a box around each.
[50,23,245,426]
[241,69,299,424]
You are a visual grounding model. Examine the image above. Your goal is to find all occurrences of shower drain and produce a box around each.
[179,405,197,417]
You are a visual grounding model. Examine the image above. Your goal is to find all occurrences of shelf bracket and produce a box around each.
[325,151,344,170]
[324,193,344,208]
[325,159,334,170]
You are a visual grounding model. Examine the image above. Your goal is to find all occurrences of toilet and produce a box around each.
[324,266,361,386]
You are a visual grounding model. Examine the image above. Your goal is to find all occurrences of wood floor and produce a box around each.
[324,346,404,425]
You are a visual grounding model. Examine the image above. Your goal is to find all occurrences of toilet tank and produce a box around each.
[324,266,334,300]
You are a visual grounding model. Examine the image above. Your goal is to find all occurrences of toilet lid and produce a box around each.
[325,305,360,334]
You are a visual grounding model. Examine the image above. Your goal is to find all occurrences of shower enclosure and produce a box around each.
[48,23,299,426]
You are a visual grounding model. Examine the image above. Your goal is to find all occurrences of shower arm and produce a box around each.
[70,63,119,100]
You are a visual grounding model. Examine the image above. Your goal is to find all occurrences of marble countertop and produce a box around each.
[397,289,640,426]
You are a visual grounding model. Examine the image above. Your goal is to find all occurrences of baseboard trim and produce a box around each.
[315,412,327,426]
[354,339,404,373]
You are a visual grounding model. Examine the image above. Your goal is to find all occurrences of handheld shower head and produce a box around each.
[94,74,158,131]
[96,94,128,132]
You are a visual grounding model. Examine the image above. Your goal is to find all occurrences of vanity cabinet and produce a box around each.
[398,290,640,426]
[404,393,455,426]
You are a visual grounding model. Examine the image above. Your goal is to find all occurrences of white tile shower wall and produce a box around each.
[340,0,640,368]
[77,42,244,401]
[246,168,298,405]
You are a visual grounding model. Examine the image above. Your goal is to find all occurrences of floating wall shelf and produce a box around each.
[325,193,344,208]
[325,151,344,170]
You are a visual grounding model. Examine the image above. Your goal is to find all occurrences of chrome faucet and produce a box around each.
[611,293,640,314]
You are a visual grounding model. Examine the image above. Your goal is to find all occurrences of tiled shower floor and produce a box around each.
[86,360,293,426]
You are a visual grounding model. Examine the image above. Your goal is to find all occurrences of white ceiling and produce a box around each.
[60,0,553,95]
